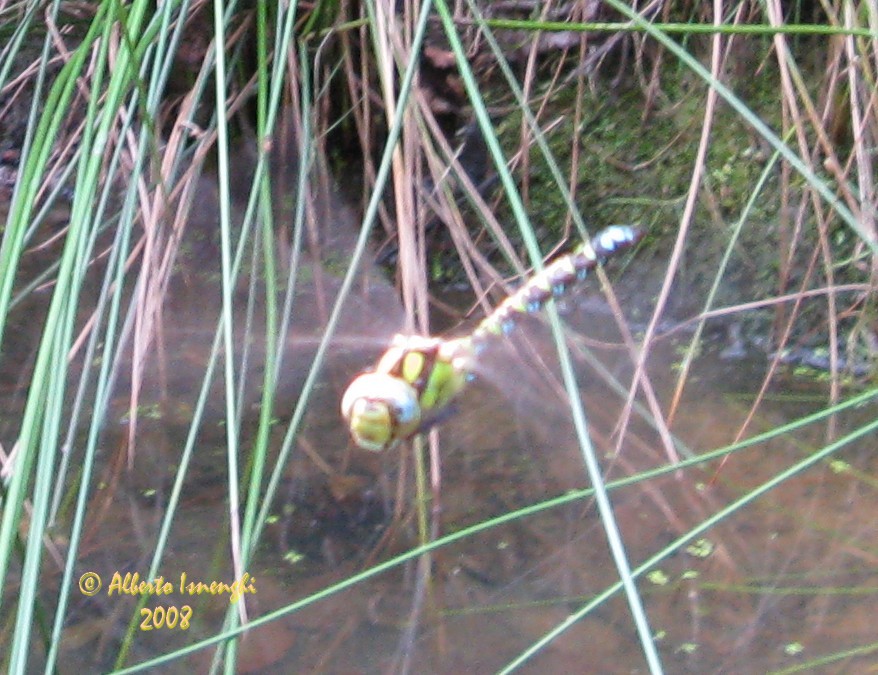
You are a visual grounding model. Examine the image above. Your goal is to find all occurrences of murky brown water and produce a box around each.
[3,154,877,674]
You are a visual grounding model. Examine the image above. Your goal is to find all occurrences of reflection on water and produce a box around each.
[3,142,877,674]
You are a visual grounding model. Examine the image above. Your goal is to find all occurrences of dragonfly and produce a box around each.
[341,224,644,452]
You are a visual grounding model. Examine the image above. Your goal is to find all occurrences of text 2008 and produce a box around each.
[140,605,193,631]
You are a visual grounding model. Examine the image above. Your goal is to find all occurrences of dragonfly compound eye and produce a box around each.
[341,373,422,451]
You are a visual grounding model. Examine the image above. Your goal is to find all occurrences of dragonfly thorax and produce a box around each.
[342,334,473,451]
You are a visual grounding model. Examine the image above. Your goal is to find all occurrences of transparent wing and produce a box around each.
[441,286,658,492]
[106,132,407,449]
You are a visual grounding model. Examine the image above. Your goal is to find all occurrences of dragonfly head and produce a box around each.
[341,372,422,452]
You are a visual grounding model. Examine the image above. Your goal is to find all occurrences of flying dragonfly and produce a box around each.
[341,225,645,452]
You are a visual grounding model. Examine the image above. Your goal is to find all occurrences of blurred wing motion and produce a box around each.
[341,224,644,451]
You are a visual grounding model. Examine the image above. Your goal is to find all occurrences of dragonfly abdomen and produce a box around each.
[473,224,643,340]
